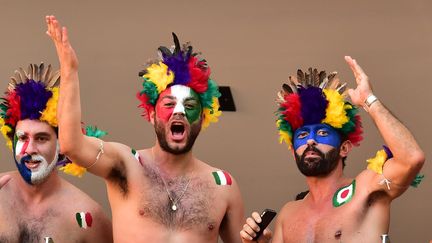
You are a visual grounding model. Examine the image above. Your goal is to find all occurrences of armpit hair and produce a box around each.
[108,161,128,196]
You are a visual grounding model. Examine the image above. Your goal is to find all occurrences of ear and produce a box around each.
[150,110,155,125]
[339,140,352,157]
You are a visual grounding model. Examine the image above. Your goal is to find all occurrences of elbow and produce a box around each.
[409,150,425,172]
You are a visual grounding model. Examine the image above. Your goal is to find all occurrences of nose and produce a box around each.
[173,103,186,116]
[24,139,38,155]
[306,138,317,146]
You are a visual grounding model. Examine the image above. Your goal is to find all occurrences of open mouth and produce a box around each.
[170,122,185,140]
[25,160,41,170]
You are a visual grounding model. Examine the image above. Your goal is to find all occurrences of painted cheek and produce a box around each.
[185,107,201,124]
[155,105,173,123]
[314,134,341,148]
[15,140,29,156]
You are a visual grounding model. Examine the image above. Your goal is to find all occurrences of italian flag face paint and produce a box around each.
[76,212,93,229]
[332,180,356,207]
[156,85,202,124]
[212,170,232,186]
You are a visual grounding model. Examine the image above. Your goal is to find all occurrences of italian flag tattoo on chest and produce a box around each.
[332,180,356,207]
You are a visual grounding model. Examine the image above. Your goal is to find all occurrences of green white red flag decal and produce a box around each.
[76,212,93,229]
[212,170,232,186]
[332,180,356,207]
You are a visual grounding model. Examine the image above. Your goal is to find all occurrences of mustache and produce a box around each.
[20,154,45,163]
[302,145,324,158]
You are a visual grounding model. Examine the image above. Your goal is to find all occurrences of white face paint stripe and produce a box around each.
[15,130,25,157]
[171,85,192,115]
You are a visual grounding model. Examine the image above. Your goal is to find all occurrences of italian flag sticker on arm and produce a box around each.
[76,212,93,229]
[332,180,356,207]
[212,170,232,186]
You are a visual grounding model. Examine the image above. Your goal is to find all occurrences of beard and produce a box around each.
[154,116,201,155]
[294,145,341,177]
[14,153,58,185]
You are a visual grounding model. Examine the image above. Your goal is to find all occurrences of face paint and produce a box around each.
[13,120,59,185]
[293,124,341,150]
[156,85,202,124]
[294,145,340,177]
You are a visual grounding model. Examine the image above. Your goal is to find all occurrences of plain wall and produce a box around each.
[0,0,431,242]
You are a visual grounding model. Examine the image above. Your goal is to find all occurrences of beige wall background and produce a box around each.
[1,0,431,241]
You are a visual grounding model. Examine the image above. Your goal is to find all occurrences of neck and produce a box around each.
[304,161,348,202]
[151,143,196,177]
[16,170,61,204]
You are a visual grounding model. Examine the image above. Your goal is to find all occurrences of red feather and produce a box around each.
[187,56,209,93]
[281,93,303,131]
[5,91,21,126]
[136,92,154,121]
[347,115,363,146]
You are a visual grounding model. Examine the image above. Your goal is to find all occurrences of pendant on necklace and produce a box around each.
[171,204,177,211]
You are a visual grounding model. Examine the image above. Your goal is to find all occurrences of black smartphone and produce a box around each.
[252,208,277,241]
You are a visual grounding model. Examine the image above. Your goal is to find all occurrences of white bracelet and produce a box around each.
[363,94,378,111]
[86,139,104,169]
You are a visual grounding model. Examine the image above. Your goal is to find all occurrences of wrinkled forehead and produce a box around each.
[158,85,200,103]
[15,119,57,136]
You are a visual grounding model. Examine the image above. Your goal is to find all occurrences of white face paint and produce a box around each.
[15,130,25,157]
[171,85,192,115]
[29,142,59,185]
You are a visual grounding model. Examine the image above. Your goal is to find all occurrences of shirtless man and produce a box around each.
[240,57,425,242]
[0,63,112,242]
[46,15,244,242]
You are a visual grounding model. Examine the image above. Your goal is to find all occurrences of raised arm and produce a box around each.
[345,56,425,198]
[0,174,11,189]
[46,16,124,178]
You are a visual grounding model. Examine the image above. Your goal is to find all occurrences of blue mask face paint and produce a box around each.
[293,124,341,150]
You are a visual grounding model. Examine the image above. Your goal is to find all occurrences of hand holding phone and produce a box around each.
[253,208,277,241]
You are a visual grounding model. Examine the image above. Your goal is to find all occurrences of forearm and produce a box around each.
[58,70,85,157]
[368,100,424,170]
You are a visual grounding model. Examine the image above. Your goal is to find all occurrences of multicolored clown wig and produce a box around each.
[0,63,92,180]
[137,33,221,129]
[276,68,363,149]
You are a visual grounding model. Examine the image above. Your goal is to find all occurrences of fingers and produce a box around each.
[0,175,12,189]
[240,212,262,241]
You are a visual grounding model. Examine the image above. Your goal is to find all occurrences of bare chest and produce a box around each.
[281,202,370,243]
[123,165,227,234]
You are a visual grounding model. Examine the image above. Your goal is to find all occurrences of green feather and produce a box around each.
[85,126,108,138]
[199,79,221,109]
[410,174,424,188]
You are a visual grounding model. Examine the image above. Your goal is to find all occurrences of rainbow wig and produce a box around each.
[137,33,221,129]
[0,63,87,177]
[276,68,363,149]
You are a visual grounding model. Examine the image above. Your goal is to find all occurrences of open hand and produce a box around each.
[345,56,373,106]
[45,15,78,72]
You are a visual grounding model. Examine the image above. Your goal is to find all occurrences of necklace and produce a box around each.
[151,148,193,211]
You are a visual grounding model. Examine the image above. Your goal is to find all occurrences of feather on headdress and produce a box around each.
[276,68,363,149]
[0,63,88,178]
[137,33,221,129]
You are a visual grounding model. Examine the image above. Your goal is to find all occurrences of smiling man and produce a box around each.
[240,57,425,243]
[46,16,244,243]
[0,64,112,242]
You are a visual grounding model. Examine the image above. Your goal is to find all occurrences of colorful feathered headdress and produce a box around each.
[276,68,363,149]
[0,63,60,148]
[137,33,221,129]
[0,63,92,177]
